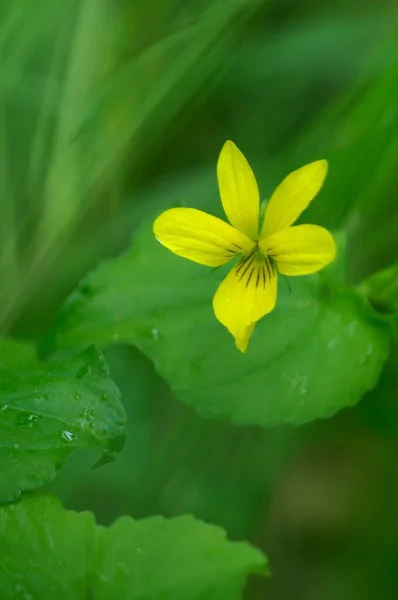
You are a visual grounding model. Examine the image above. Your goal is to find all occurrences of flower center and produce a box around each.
[234,242,275,289]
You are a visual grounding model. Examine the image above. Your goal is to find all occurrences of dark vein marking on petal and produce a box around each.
[235,253,251,274]
[239,256,255,281]
[270,259,276,274]
[261,265,266,289]
[264,258,272,280]
[235,254,250,275]
[235,259,247,276]
[246,266,255,288]
[255,268,261,288]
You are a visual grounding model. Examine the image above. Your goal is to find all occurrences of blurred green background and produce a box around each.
[2,0,398,597]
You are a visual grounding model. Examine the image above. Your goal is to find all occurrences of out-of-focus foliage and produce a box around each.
[1,0,398,597]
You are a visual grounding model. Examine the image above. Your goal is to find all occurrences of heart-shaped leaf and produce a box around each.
[44,222,389,427]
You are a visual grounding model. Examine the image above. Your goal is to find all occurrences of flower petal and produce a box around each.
[260,224,336,276]
[153,207,253,267]
[213,255,278,352]
[217,140,260,239]
[261,160,328,237]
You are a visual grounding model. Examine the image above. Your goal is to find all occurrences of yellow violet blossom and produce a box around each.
[153,141,336,352]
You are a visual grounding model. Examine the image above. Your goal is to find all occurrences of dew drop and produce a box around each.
[79,407,94,429]
[61,430,75,442]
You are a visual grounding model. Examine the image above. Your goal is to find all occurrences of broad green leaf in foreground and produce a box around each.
[0,495,96,600]
[0,339,125,503]
[45,222,389,427]
[0,494,266,600]
[92,513,266,600]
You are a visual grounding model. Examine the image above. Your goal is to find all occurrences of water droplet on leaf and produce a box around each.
[61,430,75,442]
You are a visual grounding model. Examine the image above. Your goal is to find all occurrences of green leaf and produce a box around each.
[45,223,389,427]
[0,339,125,503]
[0,494,266,599]
[91,515,266,599]
[0,494,96,600]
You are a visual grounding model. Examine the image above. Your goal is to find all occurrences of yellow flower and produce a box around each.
[153,140,336,352]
